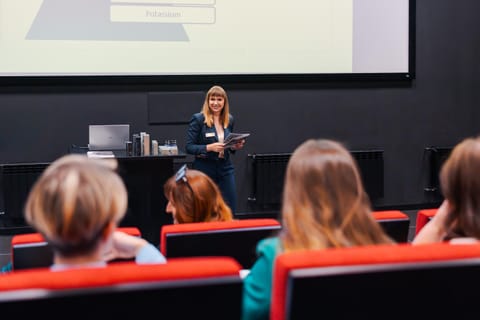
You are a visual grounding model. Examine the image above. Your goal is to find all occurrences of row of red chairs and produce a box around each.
[4,208,471,320]
[0,256,243,318]
[11,211,411,271]
[4,228,479,319]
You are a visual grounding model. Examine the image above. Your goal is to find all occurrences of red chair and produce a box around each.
[0,256,242,319]
[11,227,141,270]
[160,218,281,269]
[415,208,438,235]
[373,210,410,242]
[271,242,480,320]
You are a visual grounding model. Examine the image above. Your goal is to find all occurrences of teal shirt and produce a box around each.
[242,237,282,320]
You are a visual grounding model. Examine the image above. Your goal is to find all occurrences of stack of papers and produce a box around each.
[87,151,115,158]
[224,133,250,147]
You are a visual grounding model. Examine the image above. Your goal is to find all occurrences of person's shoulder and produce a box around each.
[192,112,204,120]
[190,113,205,124]
[256,237,281,255]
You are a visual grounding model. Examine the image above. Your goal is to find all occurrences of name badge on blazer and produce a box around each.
[205,132,215,138]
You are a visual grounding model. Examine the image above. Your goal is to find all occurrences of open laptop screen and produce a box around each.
[88,124,130,151]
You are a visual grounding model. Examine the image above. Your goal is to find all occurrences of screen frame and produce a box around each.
[0,0,416,87]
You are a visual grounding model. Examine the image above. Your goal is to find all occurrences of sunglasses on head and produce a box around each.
[174,164,197,221]
[175,164,188,183]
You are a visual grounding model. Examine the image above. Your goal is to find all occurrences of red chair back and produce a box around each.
[0,257,242,319]
[11,227,141,270]
[373,210,410,242]
[415,208,438,235]
[161,218,281,269]
[271,242,480,320]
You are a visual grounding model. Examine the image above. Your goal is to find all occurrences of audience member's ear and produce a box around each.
[101,221,116,241]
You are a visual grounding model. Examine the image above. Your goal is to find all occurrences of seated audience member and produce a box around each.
[163,164,233,224]
[242,139,395,320]
[413,136,480,245]
[24,154,166,270]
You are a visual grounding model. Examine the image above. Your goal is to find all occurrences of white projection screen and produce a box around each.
[0,0,415,84]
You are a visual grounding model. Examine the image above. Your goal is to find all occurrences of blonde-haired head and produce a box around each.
[24,154,127,257]
[201,85,230,128]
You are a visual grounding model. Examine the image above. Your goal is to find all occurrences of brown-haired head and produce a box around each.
[164,168,233,224]
[440,136,480,239]
[281,139,393,252]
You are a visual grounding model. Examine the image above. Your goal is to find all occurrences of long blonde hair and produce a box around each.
[281,139,393,252]
[201,85,230,128]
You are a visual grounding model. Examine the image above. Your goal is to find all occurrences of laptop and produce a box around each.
[88,124,130,151]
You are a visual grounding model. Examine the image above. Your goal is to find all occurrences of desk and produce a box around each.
[0,151,186,247]
[114,152,186,246]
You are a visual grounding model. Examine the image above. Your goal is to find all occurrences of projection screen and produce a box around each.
[0,0,414,83]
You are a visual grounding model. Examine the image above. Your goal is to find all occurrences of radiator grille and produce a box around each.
[0,163,49,220]
[248,150,384,209]
[249,153,290,209]
[423,147,452,195]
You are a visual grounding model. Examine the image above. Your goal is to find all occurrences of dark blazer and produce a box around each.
[186,112,235,161]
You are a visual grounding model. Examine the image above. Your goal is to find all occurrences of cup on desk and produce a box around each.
[159,140,178,155]
[125,141,133,156]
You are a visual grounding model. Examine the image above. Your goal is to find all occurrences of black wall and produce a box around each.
[0,0,479,216]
